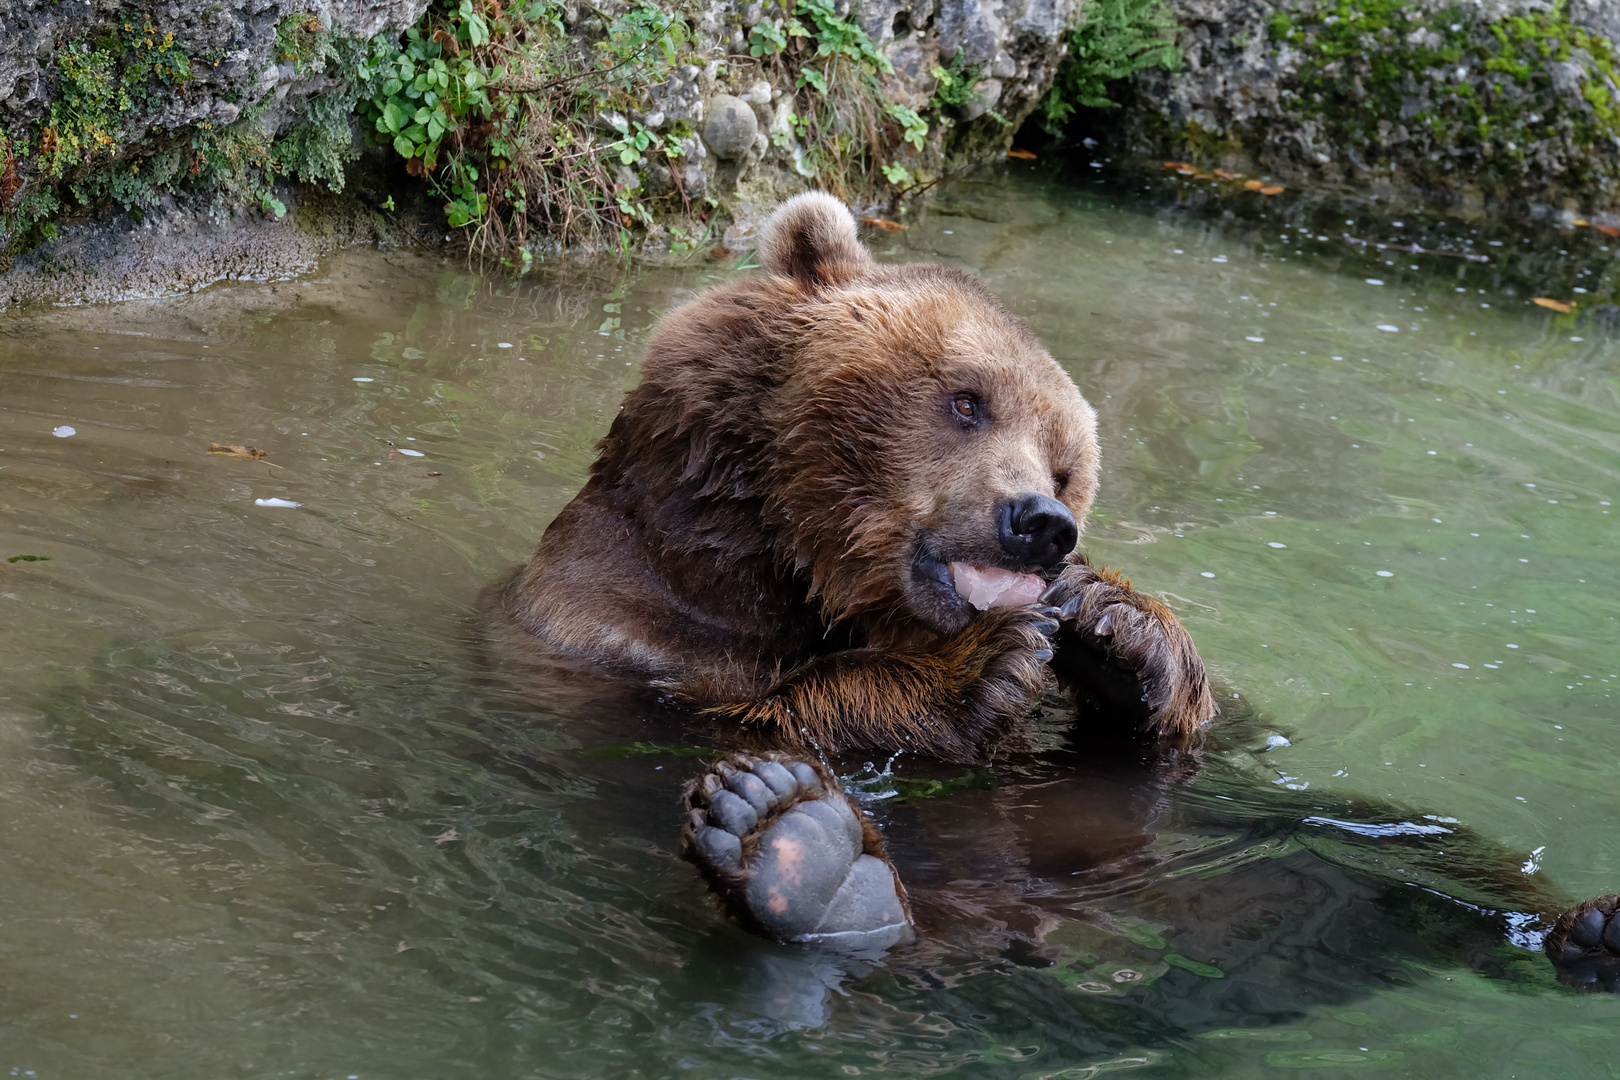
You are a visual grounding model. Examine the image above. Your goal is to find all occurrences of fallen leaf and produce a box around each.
[860,216,906,231]
[1597,223,1620,237]
[1214,168,1245,180]
[1574,218,1590,226]
[1006,148,1037,160]
[1243,179,1264,191]
[1532,297,1575,313]
[707,246,735,259]
[430,27,461,55]
[1162,161,1190,170]
[1260,185,1285,195]
[208,443,266,460]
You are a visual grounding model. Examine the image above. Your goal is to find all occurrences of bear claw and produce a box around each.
[683,752,914,953]
[1041,557,1217,740]
[1546,894,1620,991]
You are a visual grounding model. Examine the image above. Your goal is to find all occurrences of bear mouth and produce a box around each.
[912,551,1051,619]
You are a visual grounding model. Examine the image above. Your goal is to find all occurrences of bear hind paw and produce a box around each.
[1546,894,1620,991]
[682,752,914,954]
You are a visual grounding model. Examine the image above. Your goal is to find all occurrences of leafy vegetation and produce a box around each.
[2,15,200,246]
[1,13,395,251]
[929,51,990,113]
[355,0,700,257]
[274,12,330,73]
[0,0,1054,265]
[745,0,930,196]
[35,18,193,181]
[1039,0,1183,132]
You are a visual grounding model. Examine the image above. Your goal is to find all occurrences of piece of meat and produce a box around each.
[949,563,1046,610]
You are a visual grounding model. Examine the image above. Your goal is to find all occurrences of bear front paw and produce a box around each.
[956,603,1064,719]
[682,753,914,953]
[1546,894,1620,991]
[1040,558,1216,741]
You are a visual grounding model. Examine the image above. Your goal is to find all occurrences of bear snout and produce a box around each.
[998,494,1078,569]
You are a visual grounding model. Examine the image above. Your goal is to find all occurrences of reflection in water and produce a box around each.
[1,177,1618,1078]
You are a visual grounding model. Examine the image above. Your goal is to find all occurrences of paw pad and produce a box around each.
[683,752,912,952]
[1547,894,1620,991]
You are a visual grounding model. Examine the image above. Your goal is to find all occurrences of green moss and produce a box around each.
[275,12,330,75]
[1266,0,1620,195]
[35,17,193,181]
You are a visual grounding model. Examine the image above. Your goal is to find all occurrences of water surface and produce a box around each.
[2,171,1618,1078]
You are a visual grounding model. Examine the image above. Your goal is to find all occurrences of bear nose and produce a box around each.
[998,494,1078,568]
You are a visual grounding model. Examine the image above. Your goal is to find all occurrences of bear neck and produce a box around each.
[577,278,863,663]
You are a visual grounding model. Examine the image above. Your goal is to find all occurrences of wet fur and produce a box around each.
[508,191,1217,763]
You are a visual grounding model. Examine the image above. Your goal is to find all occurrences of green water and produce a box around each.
[1,170,1617,1078]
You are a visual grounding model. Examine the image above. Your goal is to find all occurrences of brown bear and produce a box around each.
[508,192,1213,759]
[502,194,1620,974]
[501,192,1216,948]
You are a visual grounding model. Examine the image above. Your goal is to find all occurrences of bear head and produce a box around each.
[751,193,1102,648]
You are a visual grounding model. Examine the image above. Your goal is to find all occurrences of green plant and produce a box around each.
[356,0,695,255]
[1039,0,1182,131]
[68,149,185,211]
[746,0,927,195]
[749,18,787,56]
[189,99,286,220]
[929,51,985,111]
[1,188,62,252]
[36,18,195,180]
[274,11,329,74]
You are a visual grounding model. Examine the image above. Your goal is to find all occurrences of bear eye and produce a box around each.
[950,393,981,424]
[1053,472,1070,495]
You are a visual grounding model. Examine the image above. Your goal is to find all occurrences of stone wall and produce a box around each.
[0,0,1079,276]
[1,1,429,143]
[1120,0,1620,215]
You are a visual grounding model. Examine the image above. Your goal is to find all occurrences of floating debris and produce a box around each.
[208,443,266,460]
[1341,233,1490,262]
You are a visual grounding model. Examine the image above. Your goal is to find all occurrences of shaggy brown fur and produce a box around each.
[508,192,1217,763]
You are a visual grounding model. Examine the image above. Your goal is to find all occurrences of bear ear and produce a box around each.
[757,192,874,289]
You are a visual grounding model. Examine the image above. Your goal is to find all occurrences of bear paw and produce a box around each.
[958,603,1065,719]
[1041,558,1216,741]
[1546,894,1620,991]
[682,753,914,953]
